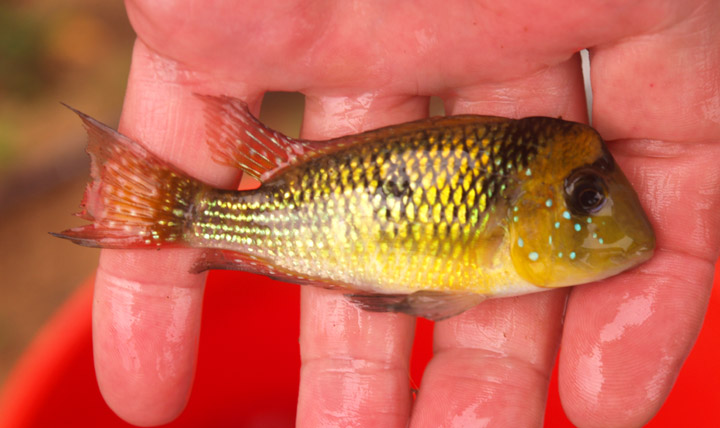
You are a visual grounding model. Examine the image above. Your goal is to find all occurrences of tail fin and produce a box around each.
[52,106,204,249]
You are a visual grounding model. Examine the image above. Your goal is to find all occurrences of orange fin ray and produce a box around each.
[52,105,203,249]
[199,94,341,182]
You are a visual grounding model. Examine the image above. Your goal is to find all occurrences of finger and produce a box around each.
[411,57,587,427]
[561,8,720,426]
[444,54,589,122]
[296,93,429,428]
[92,40,262,426]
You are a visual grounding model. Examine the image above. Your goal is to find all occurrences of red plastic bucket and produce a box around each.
[1,261,718,427]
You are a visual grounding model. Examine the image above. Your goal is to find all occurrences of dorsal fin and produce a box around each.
[200,94,514,183]
[199,94,333,182]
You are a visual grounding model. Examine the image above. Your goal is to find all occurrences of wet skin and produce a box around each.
[91,1,720,426]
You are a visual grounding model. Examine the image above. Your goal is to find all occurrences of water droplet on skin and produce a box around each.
[600,290,656,343]
[646,354,675,402]
[575,345,604,406]
[529,251,539,261]
[571,286,671,415]
[450,404,488,427]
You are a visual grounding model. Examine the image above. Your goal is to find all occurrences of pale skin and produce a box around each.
[93,1,720,426]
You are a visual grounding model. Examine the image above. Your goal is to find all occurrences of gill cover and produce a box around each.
[508,123,654,287]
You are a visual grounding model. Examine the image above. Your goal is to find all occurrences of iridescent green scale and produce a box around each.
[189,117,544,293]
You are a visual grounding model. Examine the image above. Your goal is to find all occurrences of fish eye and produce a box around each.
[565,170,607,215]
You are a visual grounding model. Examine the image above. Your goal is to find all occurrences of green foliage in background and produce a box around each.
[0,5,52,99]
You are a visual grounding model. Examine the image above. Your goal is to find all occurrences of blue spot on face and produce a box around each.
[554,221,560,229]
[529,251,539,261]
[518,237,524,248]
[558,252,563,258]
[587,217,592,224]
[563,211,571,220]
[513,206,519,212]
[570,251,577,260]
[548,236,553,245]
[545,199,553,207]
[513,215,519,222]
[593,233,598,239]
[599,238,604,244]
[525,168,532,176]
[574,223,582,232]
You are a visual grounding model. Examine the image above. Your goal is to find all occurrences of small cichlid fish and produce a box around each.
[54,95,655,320]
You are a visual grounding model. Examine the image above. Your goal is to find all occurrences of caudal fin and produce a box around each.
[52,106,204,249]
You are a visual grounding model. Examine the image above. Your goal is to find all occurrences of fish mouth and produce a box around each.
[608,241,655,268]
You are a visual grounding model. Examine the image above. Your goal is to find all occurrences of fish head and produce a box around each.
[507,120,655,288]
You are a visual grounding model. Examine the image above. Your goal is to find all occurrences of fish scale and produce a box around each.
[186,119,540,293]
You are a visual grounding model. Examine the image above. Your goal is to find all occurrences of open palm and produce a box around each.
[93,1,720,426]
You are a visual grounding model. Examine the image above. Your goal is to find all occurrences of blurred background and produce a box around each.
[0,0,133,387]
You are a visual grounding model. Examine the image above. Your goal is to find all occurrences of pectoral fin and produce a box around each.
[345,290,485,321]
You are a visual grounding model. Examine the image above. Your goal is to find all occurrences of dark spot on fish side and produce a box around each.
[382,177,411,198]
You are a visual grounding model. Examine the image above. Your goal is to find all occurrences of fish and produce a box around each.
[53,95,655,320]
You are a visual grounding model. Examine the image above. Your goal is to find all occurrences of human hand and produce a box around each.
[94,1,720,426]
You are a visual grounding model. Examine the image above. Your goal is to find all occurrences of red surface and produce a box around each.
[1,261,718,427]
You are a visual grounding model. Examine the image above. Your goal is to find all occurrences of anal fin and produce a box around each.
[345,291,486,321]
[192,249,274,275]
[191,250,343,289]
